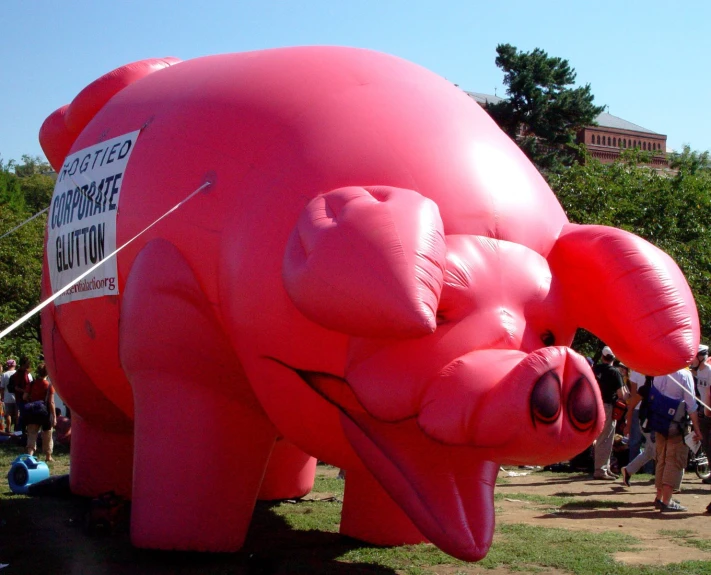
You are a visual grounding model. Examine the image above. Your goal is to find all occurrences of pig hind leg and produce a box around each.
[258,438,317,500]
[120,238,277,552]
[42,316,134,498]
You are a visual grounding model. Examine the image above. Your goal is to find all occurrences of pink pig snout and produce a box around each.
[418,347,603,464]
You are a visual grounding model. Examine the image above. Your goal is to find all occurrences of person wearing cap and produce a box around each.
[691,344,711,484]
[650,368,702,512]
[592,345,626,480]
[0,359,17,432]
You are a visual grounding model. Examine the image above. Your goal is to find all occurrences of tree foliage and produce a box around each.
[548,149,711,356]
[0,156,55,362]
[487,44,605,172]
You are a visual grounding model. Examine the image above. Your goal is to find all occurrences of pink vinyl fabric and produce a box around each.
[39,47,698,561]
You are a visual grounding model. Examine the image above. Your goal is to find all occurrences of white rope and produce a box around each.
[0,207,49,241]
[0,181,212,340]
[665,372,711,413]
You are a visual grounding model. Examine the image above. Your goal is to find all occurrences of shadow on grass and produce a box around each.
[498,474,597,488]
[0,495,398,574]
[537,503,708,521]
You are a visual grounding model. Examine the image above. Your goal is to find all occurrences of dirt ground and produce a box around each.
[494,466,711,566]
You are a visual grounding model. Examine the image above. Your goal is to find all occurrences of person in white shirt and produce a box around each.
[651,368,702,512]
[1,359,17,432]
[691,344,711,485]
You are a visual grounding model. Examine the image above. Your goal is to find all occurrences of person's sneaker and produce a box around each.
[593,473,615,480]
[606,471,619,479]
[702,476,711,485]
[621,467,631,487]
[660,500,688,513]
[658,498,682,508]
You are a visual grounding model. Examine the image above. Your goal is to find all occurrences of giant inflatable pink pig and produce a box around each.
[38,47,699,561]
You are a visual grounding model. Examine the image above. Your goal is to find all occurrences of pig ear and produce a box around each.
[39,105,74,173]
[283,186,447,338]
[548,223,699,375]
[39,57,181,172]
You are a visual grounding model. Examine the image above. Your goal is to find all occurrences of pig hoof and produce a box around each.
[530,371,561,424]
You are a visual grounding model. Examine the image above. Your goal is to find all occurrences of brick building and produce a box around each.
[466,92,668,167]
[581,112,667,167]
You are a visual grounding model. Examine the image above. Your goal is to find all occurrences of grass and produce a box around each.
[2,445,711,574]
[480,524,711,575]
[659,530,711,553]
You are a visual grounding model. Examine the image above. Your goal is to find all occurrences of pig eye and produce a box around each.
[541,330,555,347]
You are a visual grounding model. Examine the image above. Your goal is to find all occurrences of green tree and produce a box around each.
[0,154,55,362]
[10,155,54,213]
[486,44,605,172]
[0,204,46,362]
[669,145,711,175]
[16,172,54,214]
[0,161,27,212]
[12,154,51,178]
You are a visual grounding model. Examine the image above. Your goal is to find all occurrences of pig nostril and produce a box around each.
[567,377,597,432]
[530,371,561,424]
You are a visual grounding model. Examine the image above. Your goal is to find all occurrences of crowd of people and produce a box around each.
[1,345,709,515]
[0,356,71,462]
[590,344,711,513]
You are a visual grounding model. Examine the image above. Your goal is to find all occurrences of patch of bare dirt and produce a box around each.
[494,467,711,565]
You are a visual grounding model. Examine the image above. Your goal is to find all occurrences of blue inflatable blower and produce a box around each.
[8,454,50,495]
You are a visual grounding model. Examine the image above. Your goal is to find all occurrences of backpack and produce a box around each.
[641,383,687,437]
[6,372,20,394]
[24,380,51,418]
[637,376,653,418]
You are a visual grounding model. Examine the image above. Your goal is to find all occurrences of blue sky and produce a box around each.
[2,0,709,165]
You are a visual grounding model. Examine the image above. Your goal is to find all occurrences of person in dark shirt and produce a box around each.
[592,346,625,480]
[12,357,33,435]
[24,362,55,462]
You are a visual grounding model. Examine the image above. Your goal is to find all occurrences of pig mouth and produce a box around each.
[284,361,498,560]
[284,347,602,561]
[340,410,499,562]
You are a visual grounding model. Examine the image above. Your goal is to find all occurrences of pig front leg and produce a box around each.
[120,239,278,552]
[341,465,427,545]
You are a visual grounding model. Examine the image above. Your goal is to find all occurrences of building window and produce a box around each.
[643,142,647,150]
[623,139,627,147]
[597,135,601,145]
[607,137,611,146]
[613,138,617,146]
